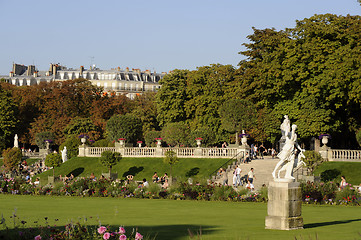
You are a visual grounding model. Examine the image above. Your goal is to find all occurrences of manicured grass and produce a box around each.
[0,195,361,239]
[35,157,227,184]
[314,161,361,185]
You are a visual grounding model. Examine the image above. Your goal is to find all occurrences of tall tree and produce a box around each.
[0,85,19,149]
[156,69,189,126]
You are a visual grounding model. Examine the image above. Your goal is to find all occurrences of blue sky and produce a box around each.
[0,0,360,74]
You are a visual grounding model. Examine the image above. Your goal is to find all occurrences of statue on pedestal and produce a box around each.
[61,146,68,163]
[14,134,19,148]
[272,120,304,180]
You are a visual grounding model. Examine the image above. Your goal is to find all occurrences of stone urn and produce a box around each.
[195,138,202,148]
[240,133,249,146]
[81,137,87,145]
[321,136,329,146]
[155,138,162,148]
[118,138,126,147]
[319,134,331,147]
[137,141,142,148]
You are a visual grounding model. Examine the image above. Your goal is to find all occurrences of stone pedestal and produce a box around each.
[265,180,303,230]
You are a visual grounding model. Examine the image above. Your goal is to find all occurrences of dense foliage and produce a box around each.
[2,148,22,171]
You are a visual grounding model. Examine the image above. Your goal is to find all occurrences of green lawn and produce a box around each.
[35,157,227,184]
[1,195,361,240]
[314,161,361,185]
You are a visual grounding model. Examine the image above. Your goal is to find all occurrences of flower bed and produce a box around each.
[0,177,360,205]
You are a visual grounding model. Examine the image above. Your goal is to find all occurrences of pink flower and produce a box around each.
[103,232,111,240]
[34,235,42,240]
[98,226,107,234]
[135,232,143,240]
[119,227,126,234]
[119,234,127,240]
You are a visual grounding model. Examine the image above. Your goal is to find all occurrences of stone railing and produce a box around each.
[328,149,361,162]
[79,145,247,158]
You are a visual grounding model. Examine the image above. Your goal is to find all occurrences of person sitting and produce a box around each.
[162,179,169,189]
[152,172,159,182]
[142,178,149,188]
[160,173,168,184]
[90,172,96,181]
[34,178,40,186]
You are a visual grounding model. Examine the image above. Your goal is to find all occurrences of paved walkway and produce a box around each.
[213,156,279,190]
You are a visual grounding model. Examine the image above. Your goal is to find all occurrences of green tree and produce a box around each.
[106,114,142,144]
[188,126,216,147]
[156,69,189,126]
[144,130,161,147]
[0,86,19,149]
[356,129,361,147]
[59,135,80,160]
[236,14,361,145]
[132,92,160,133]
[35,131,55,149]
[45,153,62,177]
[63,117,102,141]
[163,150,179,177]
[219,99,257,144]
[162,122,190,147]
[2,147,22,172]
[99,150,122,174]
[185,64,235,132]
[302,150,323,174]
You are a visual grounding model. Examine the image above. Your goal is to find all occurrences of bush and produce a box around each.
[320,169,341,182]
[59,135,80,160]
[2,147,22,172]
[302,150,323,173]
[106,114,142,143]
[144,130,161,147]
[35,131,55,149]
[93,139,113,147]
[99,151,122,174]
[45,153,62,176]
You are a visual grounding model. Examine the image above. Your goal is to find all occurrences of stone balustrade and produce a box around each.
[328,149,361,162]
[78,145,247,158]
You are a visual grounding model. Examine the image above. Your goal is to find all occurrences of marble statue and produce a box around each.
[14,134,19,148]
[280,115,290,140]
[272,121,304,180]
[61,146,68,163]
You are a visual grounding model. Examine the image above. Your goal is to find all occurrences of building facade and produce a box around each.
[1,63,166,99]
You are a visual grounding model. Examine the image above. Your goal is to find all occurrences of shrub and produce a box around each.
[59,135,80,160]
[2,147,22,172]
[45,153,62,177]
[93,139,112,147]
[163,150,179,177]
[302,150,323,173]
[35,131,55,149]
[144,130,161,147]
[320,168,341,182]
[99,151,122,174]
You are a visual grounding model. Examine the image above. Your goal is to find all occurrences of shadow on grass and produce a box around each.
[67,167,84,177]
[122,166,144,178]
[186,167,200,177]
[0,224,218,240]
[304,218,361,228]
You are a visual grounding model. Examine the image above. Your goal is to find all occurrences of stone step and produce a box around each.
[213,156,278,190]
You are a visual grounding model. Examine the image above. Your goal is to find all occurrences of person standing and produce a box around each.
[247,168,255,184]
[259,144,265,159]
[340,176,347,189]
[236,165,242,186]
